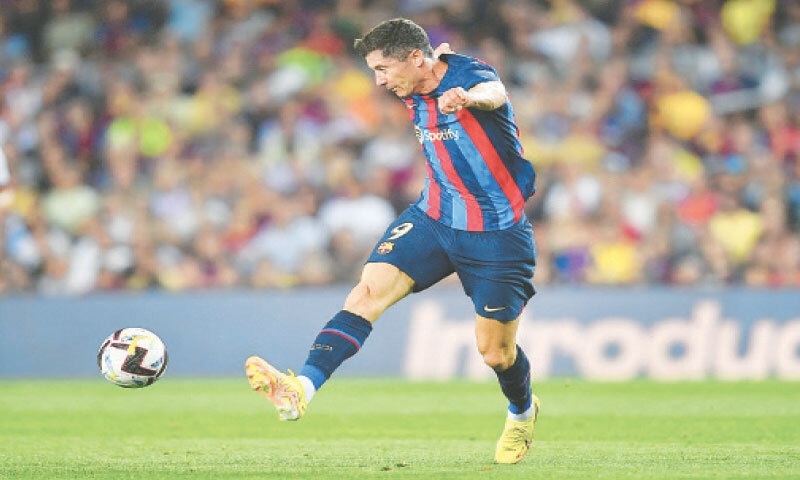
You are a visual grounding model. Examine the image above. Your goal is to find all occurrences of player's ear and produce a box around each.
[410,49,425,67]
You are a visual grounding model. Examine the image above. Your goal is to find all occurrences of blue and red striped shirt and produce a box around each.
[402,53,535,231]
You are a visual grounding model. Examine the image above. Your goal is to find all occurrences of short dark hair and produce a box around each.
[353,18,434,60]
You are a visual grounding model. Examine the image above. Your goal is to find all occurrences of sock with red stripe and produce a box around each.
[299,310,373,390]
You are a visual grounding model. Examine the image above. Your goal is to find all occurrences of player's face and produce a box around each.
[365,49,422,98]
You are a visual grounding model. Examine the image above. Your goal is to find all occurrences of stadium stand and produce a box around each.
[0,0,798,294]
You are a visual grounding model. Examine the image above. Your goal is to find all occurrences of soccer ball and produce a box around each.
[97,327,168,388]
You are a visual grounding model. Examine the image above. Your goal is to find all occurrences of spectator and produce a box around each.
[42,0,96,60]
[708,193,764,268]
[0,1,797,295]
[41,162,99,235]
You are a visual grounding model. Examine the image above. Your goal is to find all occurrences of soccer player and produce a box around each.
[246,18,540,464]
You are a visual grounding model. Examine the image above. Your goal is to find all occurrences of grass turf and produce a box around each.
[0,379,798,479]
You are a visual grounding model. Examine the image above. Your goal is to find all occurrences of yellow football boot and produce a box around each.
[245,356,308,421]
[494,395,541,464]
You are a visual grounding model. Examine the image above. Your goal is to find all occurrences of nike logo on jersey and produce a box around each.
[483,305,508,313]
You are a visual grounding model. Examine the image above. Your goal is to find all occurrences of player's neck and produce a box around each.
[416,58,448,96]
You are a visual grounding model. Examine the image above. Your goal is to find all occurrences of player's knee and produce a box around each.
[343,266,413,321]
[343,281,387,321]
[481,347,515,372]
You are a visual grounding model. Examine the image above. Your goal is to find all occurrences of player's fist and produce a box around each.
[438,87,469,114]
[434,43,454,58]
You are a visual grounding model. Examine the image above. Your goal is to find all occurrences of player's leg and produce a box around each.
[296,262,414,394]
[247,206,453,421]
[246,263,413,421]
[453,218,538,462]
[475,315,532,413]
[296,206,455,395]
[475,314,540,463]
[296,207,453,390]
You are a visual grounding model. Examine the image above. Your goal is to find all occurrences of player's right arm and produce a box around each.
[464,81,507,111]
[433,44,507,114]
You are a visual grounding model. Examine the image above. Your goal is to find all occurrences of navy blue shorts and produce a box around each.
[366,206,537,321]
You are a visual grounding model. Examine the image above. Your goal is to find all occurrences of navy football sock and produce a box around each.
[300,310,373,390]
[495,345,532,414]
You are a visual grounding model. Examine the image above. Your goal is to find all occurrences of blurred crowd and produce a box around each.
[0,0,799,296]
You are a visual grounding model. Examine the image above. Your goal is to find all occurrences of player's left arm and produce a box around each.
[438,81,507,114]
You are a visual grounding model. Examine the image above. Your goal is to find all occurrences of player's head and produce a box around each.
[354,18,435,98]
[354,18,434,61]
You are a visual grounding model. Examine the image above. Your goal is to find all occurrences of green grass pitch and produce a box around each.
[1,379,798,479]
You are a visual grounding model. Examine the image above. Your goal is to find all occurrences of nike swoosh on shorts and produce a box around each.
[484,305,508,312]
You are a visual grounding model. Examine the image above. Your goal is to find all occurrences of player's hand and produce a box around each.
[438,87,469,114]
[433,43,454,58]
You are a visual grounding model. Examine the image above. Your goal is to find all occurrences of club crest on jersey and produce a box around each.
[377,241,394,254]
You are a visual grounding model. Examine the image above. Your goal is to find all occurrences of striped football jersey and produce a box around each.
[402,53,536,231]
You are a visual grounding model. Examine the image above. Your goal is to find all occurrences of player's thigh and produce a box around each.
[455,220,537,321]
[365,206,455,292]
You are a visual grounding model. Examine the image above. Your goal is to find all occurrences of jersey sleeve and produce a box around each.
[440,54,500,91]
[464,60,500,89]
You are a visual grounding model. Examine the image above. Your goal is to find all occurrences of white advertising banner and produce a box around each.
[1,286,798,380]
